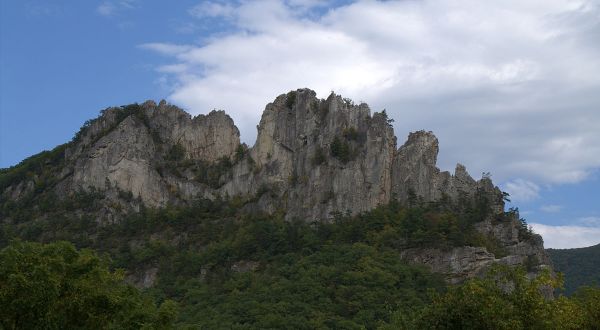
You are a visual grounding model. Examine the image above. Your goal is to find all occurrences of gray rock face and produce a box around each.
[38,89,499,218]
[220,89,396,220]
[62,101,241,207]
[71,116,170,206]
[401,247,496,284]
[143,101,240,163]
[392,131,504,213]
[2,88,552,283]
[401,212,551,284]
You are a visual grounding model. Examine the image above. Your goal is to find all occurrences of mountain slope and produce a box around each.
[0,88,550,285]
[548,243,600,295]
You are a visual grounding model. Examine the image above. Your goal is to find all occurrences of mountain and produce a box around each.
[547,243,600,295]
[1,88,550,285]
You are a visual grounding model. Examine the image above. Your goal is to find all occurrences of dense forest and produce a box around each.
[2,185,600,328]
[1,133,599,328]
[548,244,600,295]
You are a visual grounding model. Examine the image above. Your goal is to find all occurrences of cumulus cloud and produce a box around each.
[188,2,237,19]
[502,179,540,202]
[97,0,136,17]
[540,204,563,213]
[578,216,600,226]
[142,0,600,185]
[530,223,600,249]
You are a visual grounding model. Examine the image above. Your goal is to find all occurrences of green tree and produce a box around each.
[382,265,594,330]
[0,240,177,329]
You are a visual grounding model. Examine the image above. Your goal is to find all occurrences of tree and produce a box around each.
[382,265,595,330]
[0,240,177,329]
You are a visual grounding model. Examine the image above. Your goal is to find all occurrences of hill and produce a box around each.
[548,243,600,295]
[0,89,551,283]
[3,89,591,327]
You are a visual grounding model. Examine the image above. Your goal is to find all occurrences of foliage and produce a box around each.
[0,240,177,330]
[343,126,365,142]
[285,91,297,109]
[382,265,599,330]
[331,136,355,163]
[235,144,248,162]
[72,103,145,144]
[167,143,186,161]
[0,102,152,211]
[330,127,367,163]
[192,157,233,188]
[380,109,394,125]
[548,243,600,295]
[0,143,68,193]
[312,146,326,166]
[180,243,444,329]
[2,182,598,328]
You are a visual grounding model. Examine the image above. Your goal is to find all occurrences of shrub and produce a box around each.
[312,147,326,166]
[167,143,186,161]
[330,137,353,163]
[285,91,297,109]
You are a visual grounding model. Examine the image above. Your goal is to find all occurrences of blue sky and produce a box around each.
[1,0,599,248]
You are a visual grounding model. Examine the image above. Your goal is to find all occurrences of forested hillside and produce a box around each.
[2,192,600,328]
[548,244,600,295]
[1,96,599,328]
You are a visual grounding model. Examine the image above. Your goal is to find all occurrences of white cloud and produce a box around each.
[97,0,136,17]
[502,179,540,202]
[188,2,236,19]
[540,204,563,213]
[97,2,116,16]
[139,43,195,56]
[578,216,600,226]
[142,0,600,185]
[530,223,600,249]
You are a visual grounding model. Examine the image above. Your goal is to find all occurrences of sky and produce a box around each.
[1,0,599,248]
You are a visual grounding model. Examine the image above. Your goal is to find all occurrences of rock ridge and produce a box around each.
[1,88,550,283]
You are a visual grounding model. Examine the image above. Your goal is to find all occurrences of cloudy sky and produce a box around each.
[1,0,599,248]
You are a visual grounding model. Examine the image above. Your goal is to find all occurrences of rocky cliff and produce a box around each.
[0,88,551,283]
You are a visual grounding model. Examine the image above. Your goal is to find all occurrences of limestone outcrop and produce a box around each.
[28,88,498,218]
[401,210,551,284]
[1,88,551,284]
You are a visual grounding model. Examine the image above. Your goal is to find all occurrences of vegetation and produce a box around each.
[235,144,248,162]
[382,265,600,330]
[548,243,600,295]
[192,157,234,188]
[72,103,146,144]
[312,146,326,166]
[331,136,355,163]
[330,127,366,163]
[0,240,176,329]
[1,149,598,328]
[1,191,541,327]
[285,90,297,109]
[166,143,186,161]
[342,127,361,141]
[0,143,68,193]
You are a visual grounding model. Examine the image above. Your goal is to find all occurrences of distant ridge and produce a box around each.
[547,243,600,295]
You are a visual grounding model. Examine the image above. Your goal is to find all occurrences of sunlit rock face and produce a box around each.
[221,89,397,220]
[59,88,499,218]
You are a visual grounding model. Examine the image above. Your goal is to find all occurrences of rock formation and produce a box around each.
[0,88,551,283]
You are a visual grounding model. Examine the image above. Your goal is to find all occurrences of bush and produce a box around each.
[167,143,186,161]
[330,136,353,163]
[0,240,177,329]
[285,91,297,109]
[312,147,326,166]
[342,126,361,141]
